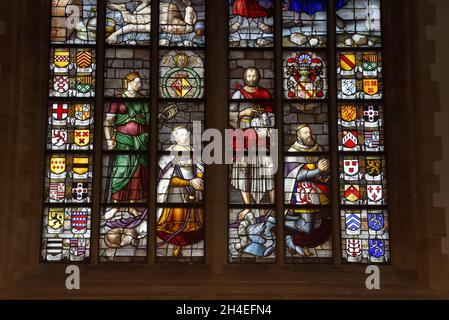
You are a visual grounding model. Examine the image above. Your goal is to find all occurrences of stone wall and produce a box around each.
[104,48,151,97]
[427,0,449,280]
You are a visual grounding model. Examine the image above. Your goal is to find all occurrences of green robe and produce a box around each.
[111,101,149,196]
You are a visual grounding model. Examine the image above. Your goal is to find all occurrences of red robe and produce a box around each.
[231,85,273,158]
[233,0,273,18]
[235,84,273,112]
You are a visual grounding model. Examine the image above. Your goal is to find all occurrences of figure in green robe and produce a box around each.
[104,72,150,203]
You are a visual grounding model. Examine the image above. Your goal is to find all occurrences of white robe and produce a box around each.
[157,145,204,220]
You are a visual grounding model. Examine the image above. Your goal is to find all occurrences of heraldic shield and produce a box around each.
[72,182,88,201]
[51,129,68,148]
[53,75,69,94]
[45,238,63,261]
[368,213,385,234]
[52,103,68,121]
[54,49,70,68]
[76,75,93,94]
[71,209,88,234]
[70,236,87,261]
[341,105,357,123]
[74,129,90,147]
[366,159,382,177]
[76,50,92,69]
[365,131,381,149]
[72,157,89,175]
[363,105,380,123]
[367,184,383,202]
[362,54,378,72]
[369,239,386,262]
[285,52,326,100]
[344,160,359,177]
[342,79,357,96]
[297,82,316,99]
[346,238,362,262]
[50,156,66,174]
[342,131,358,149]
[363,79,379,96]
[171,78,193,98]
[75,104,91,121]
[340,54,356,71]
[47,209,65,234]
[49,182,65,201]
[344,184,360,203]
[345,213,362,235]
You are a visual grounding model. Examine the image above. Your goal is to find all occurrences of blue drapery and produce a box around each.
[288,0,349,15]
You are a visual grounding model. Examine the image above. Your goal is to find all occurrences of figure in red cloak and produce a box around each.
[230,0,273,34]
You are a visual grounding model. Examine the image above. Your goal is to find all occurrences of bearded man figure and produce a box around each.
[285,124,329,206]
[288,124,324,153]
[230,67,275,221]
[232,67,272,100]
[284,124,331,257]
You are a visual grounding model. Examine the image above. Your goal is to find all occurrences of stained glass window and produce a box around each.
[229,0,274,47]
[42,0,389,266]
[281,1,332,263]
[51,0,97,44]
[49,48,96,98]
[227,0,389,264]
[159,0,205,47]
[283,51,328,99]
[43,0,98,262]
[337,0,389,263]
[100,3,151,263]
[104,48,151,98]
[156,0,206,263]
[336,51,382,99]
[337,103,385,152]
[159,50,205,99]
[228,0,276,263]
[46,102,95,151]
[105,0,152,45]
[335,0,381,48]
[282,0,327,47]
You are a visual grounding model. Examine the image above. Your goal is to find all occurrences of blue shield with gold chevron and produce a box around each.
[345,212,361,235]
